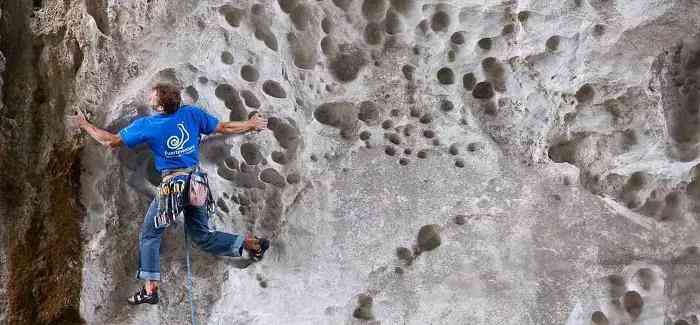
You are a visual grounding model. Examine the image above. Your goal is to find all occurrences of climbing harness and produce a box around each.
[155,167,194,229]
[155,166,215,229]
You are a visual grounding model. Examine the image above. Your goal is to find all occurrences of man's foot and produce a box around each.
[127,286,159,305]
[243,232,270,262]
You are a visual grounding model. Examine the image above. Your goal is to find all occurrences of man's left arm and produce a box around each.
[213,112,268,135]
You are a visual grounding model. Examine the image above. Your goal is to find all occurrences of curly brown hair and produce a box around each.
[152,82,181,114]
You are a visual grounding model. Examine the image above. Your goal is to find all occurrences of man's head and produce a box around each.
[149,83,181,114]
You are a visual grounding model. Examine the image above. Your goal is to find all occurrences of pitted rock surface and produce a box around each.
[2,1,700,325]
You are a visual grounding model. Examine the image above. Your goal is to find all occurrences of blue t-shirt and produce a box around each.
[118,105,220,172]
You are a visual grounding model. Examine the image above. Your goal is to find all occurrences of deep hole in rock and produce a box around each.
[416,224,441,252]
[478,38,493,50]
[332,0,353,10]
[390,0,414,14]
[384,9,404,34]
[184,86,199,103]
[502,23,515,35]
[633,268,656,291]
[268,117,302,149]
[362,0,388,22]
[254,27,279,51]
[290,4,312,31]
[221,51,234,65]
[607,274,627,298]
[449,143,459,155]
[358,101,380,125]
[241,142,263,165]
[360,130,371,140]
[591,311,609,325]
[364,22,384,45]
[287,173,301,184]
[440,99,454,112]
[575,84,595,103]
[451,31,465,45]
[593,24,606,36]
[431,11,450,32]
[262,80,287,98]
[402,64,415,80]
[278,0,300,13]
[241,65,259,82]
[546,35,561,51]
[472,81,495,99]
[288,32,318,69]
[403,124,416,136]
[322,17,333,34]
[396,247,413,263]
[387,132,401,144]
[517,11,530,22]
[623,291,644,319]
[271,151,287,164]
[463,73,476,90]
[314,101,359,137]
[353,294,374,320]
[260,168,286,188]
[548,139,577,164]
[321,36,338,56]
[329,45,369,82]
[437,67,454,84]
[240,90,261,108]
[382,120,394,129]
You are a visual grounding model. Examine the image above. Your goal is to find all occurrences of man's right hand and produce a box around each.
[66,109,123,147]
[66,109,89,130]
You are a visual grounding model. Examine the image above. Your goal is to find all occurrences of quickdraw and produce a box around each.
[155,173,189,229]
[188,171,215,215]
[154,167,215,229]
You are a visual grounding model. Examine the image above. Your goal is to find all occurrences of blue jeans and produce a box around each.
[136,193,245,281]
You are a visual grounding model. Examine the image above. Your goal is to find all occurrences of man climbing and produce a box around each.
[70,82,269,305]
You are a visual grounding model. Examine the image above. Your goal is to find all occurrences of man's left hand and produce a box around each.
[248,113,268,132]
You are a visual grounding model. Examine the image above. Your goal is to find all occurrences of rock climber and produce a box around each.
[69,82,270,305]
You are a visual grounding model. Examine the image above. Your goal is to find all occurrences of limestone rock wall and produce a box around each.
[0,0,87,324]
[2,0,700,324]
[0,23,7,325]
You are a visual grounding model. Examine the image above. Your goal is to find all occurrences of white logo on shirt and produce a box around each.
[166,123,190,150]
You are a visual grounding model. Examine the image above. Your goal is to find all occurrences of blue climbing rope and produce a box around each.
[185,226,197,325]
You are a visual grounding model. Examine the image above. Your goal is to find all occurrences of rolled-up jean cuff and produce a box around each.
[232,235,245,257]
[137,270,161,281]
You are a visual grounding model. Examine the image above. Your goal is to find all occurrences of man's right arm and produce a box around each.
[70,110,123,148]
[80,120,123,148]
